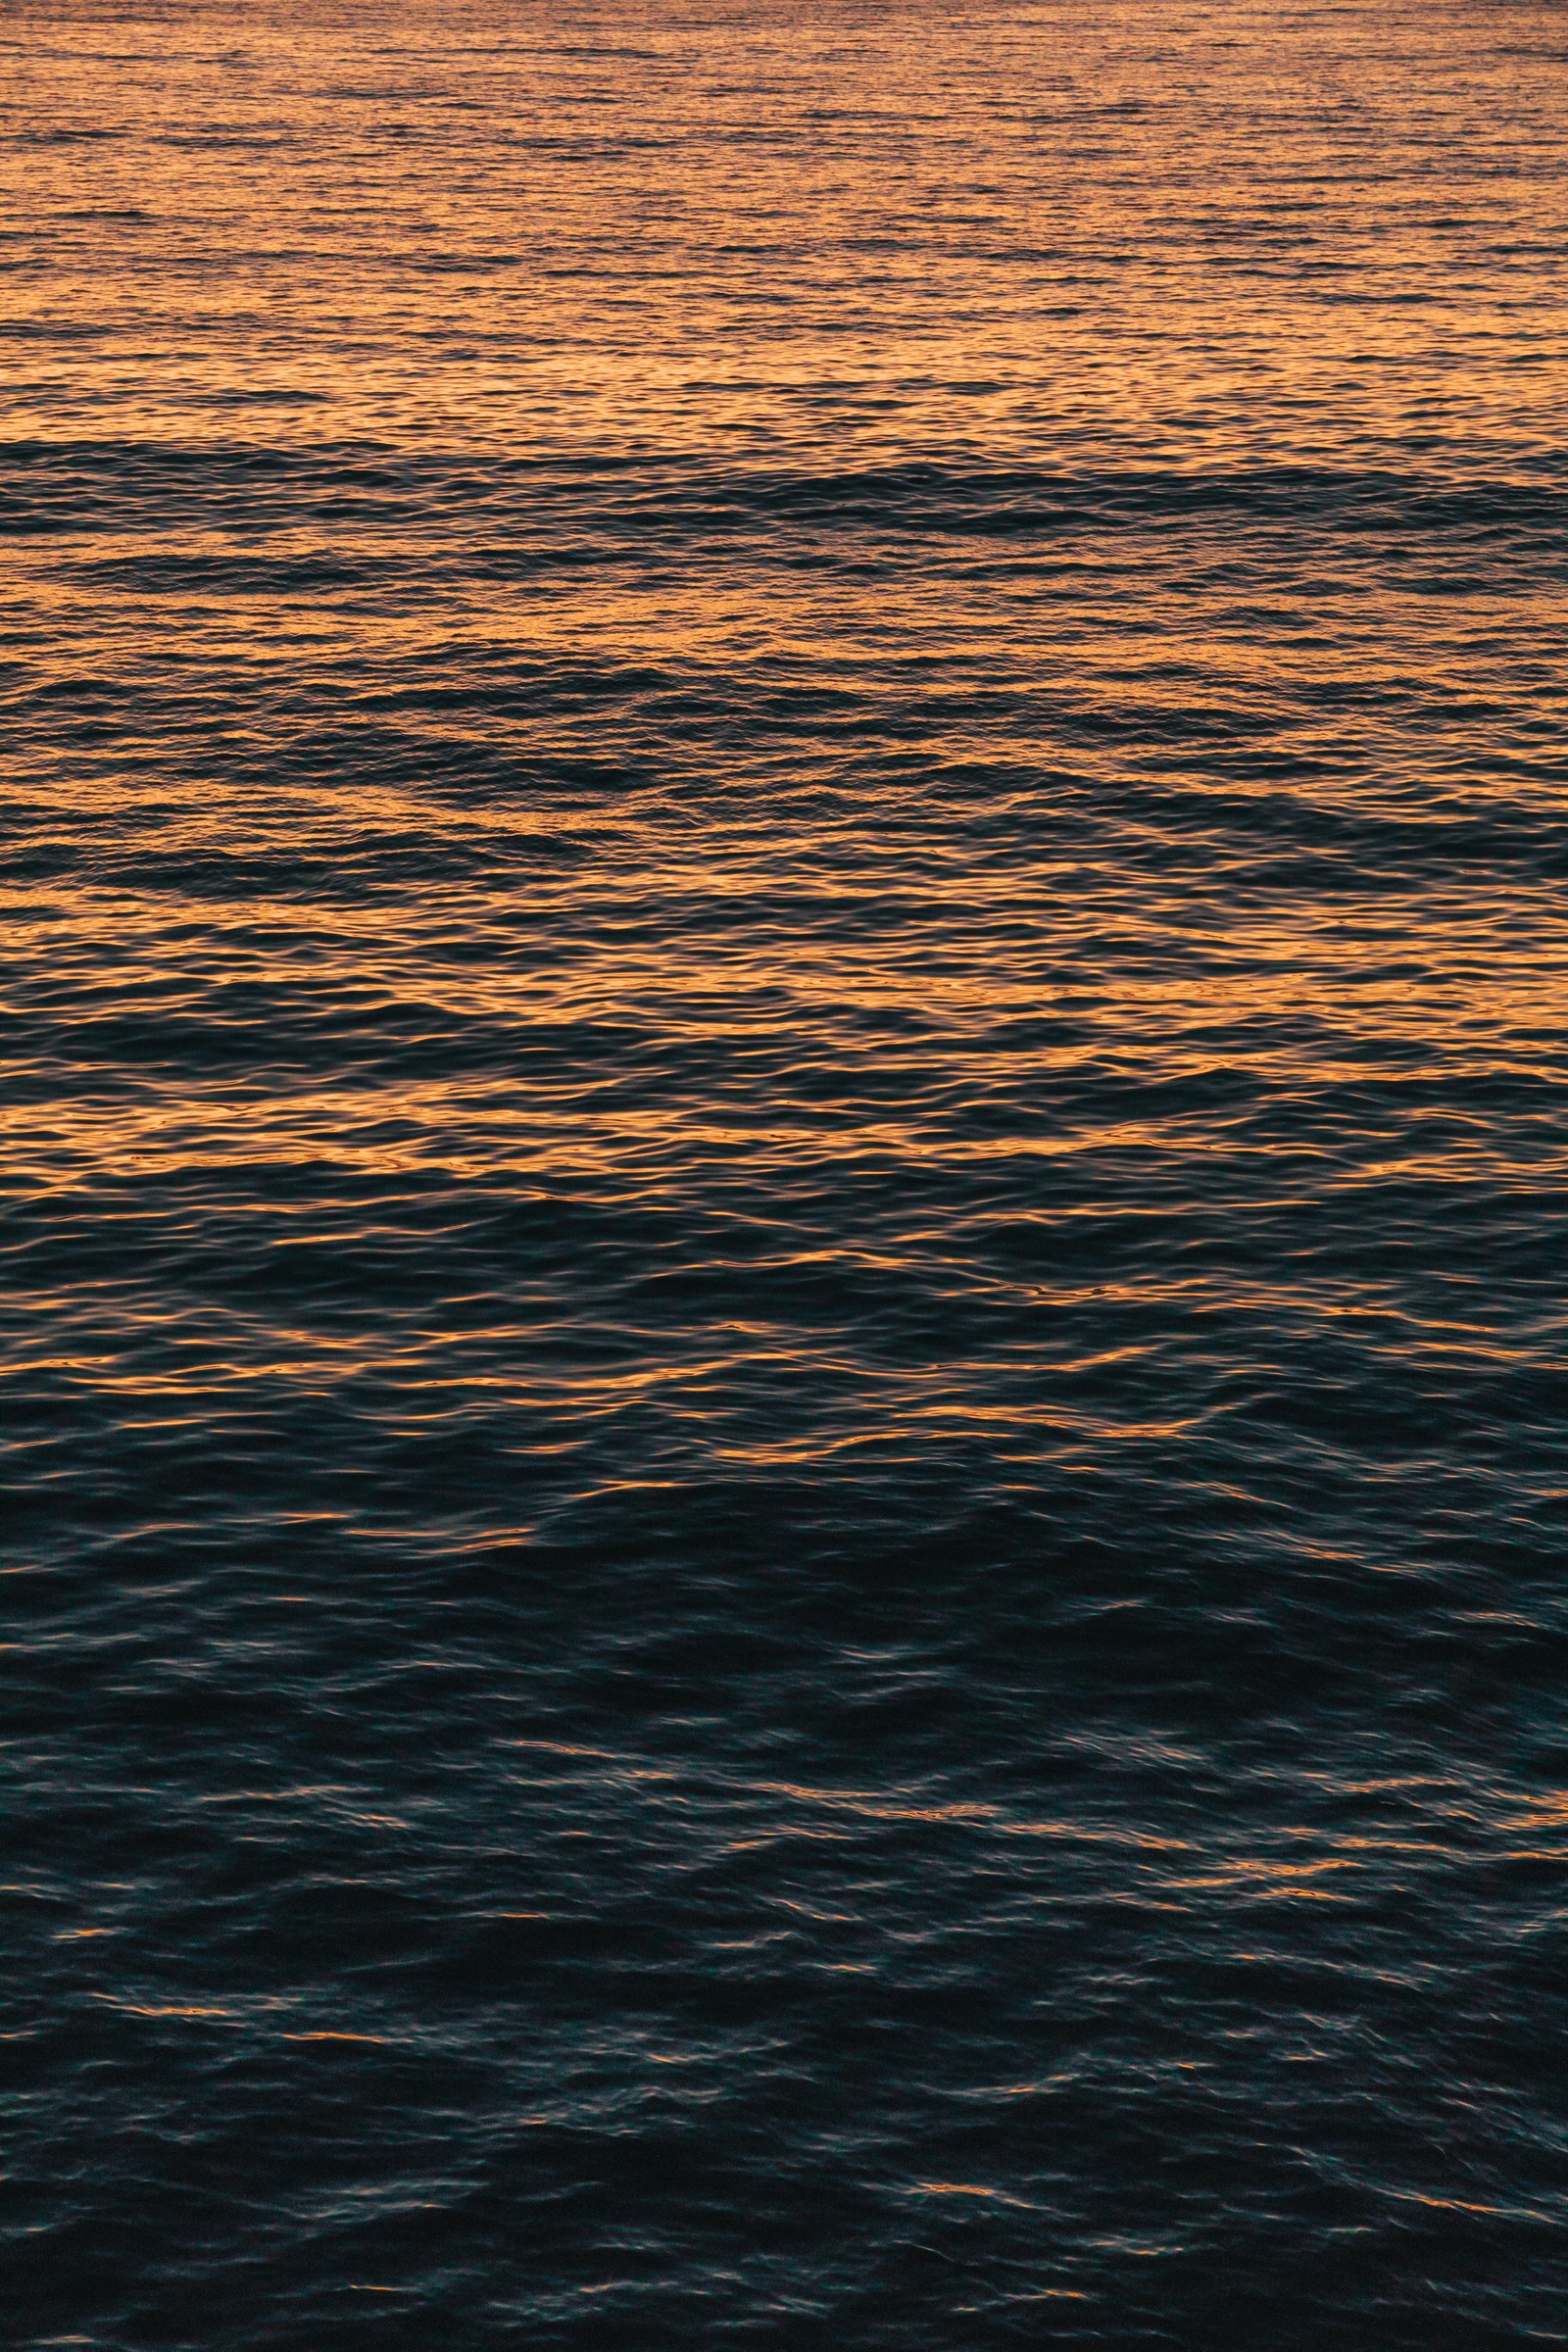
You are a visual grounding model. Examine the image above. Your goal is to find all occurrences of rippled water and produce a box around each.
[6,1,1568,2342]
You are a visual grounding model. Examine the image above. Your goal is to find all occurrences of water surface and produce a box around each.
[5,1,1568,2343]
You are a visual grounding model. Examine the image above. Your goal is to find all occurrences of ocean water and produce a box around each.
[5,0,1568,2342]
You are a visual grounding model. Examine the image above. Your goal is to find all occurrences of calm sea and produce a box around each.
[5,1,1568,2342]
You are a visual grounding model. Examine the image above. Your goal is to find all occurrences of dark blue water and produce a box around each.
[6,1,1568,2342]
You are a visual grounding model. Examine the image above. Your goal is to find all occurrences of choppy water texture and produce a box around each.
[6,0,1568,2342]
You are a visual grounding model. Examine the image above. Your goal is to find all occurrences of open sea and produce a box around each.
[5,0,1568,2342]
